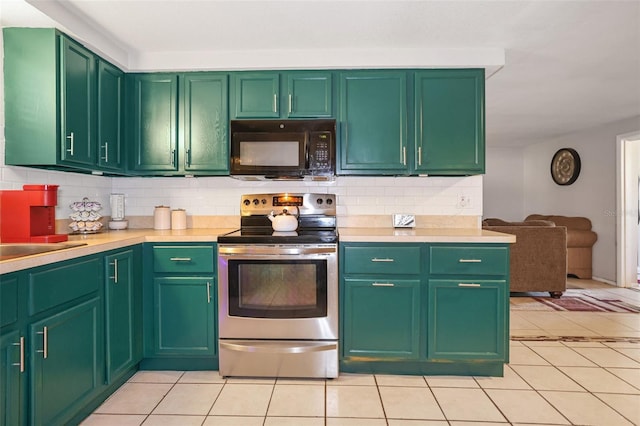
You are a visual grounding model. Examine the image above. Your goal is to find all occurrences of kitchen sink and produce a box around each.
[0,242,88,260]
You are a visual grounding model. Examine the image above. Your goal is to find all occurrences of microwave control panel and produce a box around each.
[308,131,334,172]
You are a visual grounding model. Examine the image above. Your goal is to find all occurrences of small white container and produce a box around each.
[171,209,187,230]
[154,206,171,230]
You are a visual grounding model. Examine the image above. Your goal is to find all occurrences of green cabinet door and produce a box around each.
[60,36,96,167]
[427,279,506,360]
[1,330,25,426]
[338,71,408,174]
[97,60,124,171]
[342,278,421,359]
[129,73,179,172]
[285,72,333,117]
[30,298,102,426]
[105,249,138,383]
[182,73,229,173]
[415,69,485,175]
[232,72,280,118]
[152,277,216,355]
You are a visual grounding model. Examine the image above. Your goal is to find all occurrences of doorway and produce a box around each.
[616,131,640,288]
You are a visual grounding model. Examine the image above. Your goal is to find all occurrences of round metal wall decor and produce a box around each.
[550,148,581,185]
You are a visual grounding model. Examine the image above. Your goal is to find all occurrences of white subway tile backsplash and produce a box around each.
[0,161,482,220]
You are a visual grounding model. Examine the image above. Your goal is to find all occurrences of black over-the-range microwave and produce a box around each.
[229,119,336,180]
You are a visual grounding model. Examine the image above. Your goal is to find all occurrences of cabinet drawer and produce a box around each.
[153,246,214,274]
[429,245,508,276]
[343,246,421,275]
[28,257,101,316]
[1,275,19,327]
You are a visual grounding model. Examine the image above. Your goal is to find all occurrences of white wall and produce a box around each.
[483,146,525,221]
[522,115,640,282]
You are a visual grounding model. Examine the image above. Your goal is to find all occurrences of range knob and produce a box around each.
[326,198,333,205]
[316,198,323,205]
[252,199,260,205]
[261,199,267,205]
[243,199,251,206]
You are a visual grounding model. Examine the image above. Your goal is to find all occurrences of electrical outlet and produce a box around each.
[457,195,470,209]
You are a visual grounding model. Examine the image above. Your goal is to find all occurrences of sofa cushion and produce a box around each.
[525,214,592,231]
[483,218,555,227]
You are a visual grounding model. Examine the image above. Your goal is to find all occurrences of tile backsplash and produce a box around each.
[0,165,483,224]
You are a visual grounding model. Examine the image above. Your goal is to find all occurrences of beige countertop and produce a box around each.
[1,227,514,274]
[0,228,235,274]
[337,227,516,243]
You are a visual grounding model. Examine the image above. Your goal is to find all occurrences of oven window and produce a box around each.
[228,259,327,318]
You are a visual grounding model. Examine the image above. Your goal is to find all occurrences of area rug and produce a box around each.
[510,294,640,313]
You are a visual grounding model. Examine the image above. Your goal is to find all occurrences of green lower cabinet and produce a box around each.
[427,279,506,360]
[152,277,216,356]
[105,249,141,383]
[30,297,103,426]
[1,330,25,426]
[342,278,421,359]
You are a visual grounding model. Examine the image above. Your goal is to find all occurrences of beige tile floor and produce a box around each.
[83,279,640,426]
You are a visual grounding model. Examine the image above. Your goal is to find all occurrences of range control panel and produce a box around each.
[240,193,336,216]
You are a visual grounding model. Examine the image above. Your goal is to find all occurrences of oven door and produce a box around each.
[218,244,338,340]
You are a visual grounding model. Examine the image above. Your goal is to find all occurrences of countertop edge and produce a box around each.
[1,227,515,274]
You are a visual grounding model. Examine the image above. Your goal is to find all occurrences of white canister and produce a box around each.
[171,209,187,230]
[154,206,171,230]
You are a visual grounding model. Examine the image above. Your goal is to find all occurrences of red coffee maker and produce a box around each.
[0,184,68,243]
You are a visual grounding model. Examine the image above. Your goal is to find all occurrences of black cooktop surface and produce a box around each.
[218,228,338,244]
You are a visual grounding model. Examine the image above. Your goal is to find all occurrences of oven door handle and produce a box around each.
[218,246,336,256]
[220,341,337,354]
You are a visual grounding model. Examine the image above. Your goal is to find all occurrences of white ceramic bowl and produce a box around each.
[108,220,128,230]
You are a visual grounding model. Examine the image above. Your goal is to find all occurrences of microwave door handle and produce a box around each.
[304,140,310,169]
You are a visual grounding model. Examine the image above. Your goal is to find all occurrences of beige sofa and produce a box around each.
[526,215,598,279]
[482,218,567,298]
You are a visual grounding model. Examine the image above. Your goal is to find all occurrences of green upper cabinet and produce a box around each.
[285,72,333,117]
[231,71,333,118]
[61,36,95,167]
[338,71,408,174]
[129,73,179,173]
[128,72,229,175]
[3,28,125,174]
[182,73,229,173]
[97,60,124,171]
[232,72,280,118]
[414,69,485,175]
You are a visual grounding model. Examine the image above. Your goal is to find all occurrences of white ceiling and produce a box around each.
[1,0,639,147]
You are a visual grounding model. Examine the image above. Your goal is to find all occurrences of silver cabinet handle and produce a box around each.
[101,142,109,162]
[417,146,422,166]
[66,132,74,155]
[206,282,211,304]
[169,257,192,262]
[220,340,337,354]
[371,258,394,262]
[37,327,48,359]
[110,259,119,284]
[288,94,293,113]
[402,146,407,165]
[273,94,278,113]
[170,149,176,166]
[459,259,482,263]
[12,336,25,372]
[372,282,395,287]
[458,283,481,287]
[186,148,191,167]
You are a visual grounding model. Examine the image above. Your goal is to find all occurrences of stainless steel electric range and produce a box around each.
[217,193,338,378]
